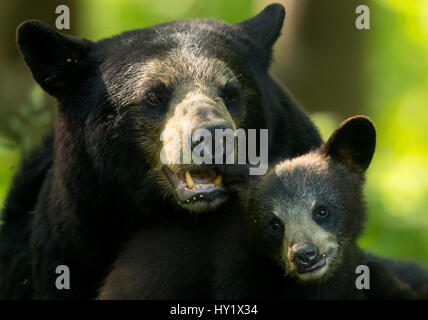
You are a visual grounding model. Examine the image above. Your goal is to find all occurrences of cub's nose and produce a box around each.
[290,243,320,270]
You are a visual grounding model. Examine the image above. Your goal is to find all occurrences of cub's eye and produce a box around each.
[269,217,282,231]
[313,205,329,220]
[221,81,240,104]
[146,92,163,105]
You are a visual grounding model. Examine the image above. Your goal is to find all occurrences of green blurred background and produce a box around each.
[0,0,427,267]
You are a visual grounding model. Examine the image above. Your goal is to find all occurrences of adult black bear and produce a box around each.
[0,4,322,299]
[98,116,427,300]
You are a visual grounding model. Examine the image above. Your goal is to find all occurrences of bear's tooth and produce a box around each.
[185,171,194,189]
[213,175,223,186]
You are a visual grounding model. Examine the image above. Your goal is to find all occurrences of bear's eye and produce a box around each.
[221,81,241,104]
[313,205,329,220]
[269,217,282,231]
[146,92,163,105]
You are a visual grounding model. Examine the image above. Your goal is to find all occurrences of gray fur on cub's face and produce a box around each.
[245,116,376,281]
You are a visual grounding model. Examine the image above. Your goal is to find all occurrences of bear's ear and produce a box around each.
[16,20,93,99]
[235,3,285,49]
[321,116,376,172]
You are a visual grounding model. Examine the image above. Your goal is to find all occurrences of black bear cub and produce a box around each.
[244,116,427,299]
[99,116,427,299]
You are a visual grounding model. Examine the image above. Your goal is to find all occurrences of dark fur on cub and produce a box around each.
[0,4,322,299]
[246,116,427,299]
[99,116,427,300]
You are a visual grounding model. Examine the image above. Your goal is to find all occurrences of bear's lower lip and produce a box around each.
[164,167,227,203]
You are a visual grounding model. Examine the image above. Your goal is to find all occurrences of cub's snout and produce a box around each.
[289,242,326,274]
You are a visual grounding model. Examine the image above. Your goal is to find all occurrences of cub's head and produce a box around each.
[244,116,376,282]
[16,4,285,213]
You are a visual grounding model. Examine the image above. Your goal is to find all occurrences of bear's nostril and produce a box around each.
[191,123,234,162]
[291,243,320,268]
[305,249,317,261]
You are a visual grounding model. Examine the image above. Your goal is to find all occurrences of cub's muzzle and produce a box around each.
[290,242,326,274]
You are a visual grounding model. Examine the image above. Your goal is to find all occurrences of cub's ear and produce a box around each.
[16,20,93,99]
[321,116,376,172]
[235,3,285,49]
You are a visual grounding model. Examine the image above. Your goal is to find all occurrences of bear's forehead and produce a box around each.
[142,49,234,85]
[97,18,243,52]
[100,47,236,107]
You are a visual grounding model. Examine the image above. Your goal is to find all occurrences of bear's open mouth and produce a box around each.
[164,167,227,204]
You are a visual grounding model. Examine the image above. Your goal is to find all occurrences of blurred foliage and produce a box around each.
[77,0,253,39]
[0,137,19,214]
[0,85,52,212]
[7,86,53,151]
[0,0,427,268]
[313,0,428,267]
[359,0,428,266]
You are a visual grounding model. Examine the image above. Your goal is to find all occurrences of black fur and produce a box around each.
[98,205,287,300]
[0,133,53,299]
[0,4,322,299]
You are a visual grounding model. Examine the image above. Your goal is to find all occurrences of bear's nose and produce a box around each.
[290,243,320,269]
[191,123,234,162]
